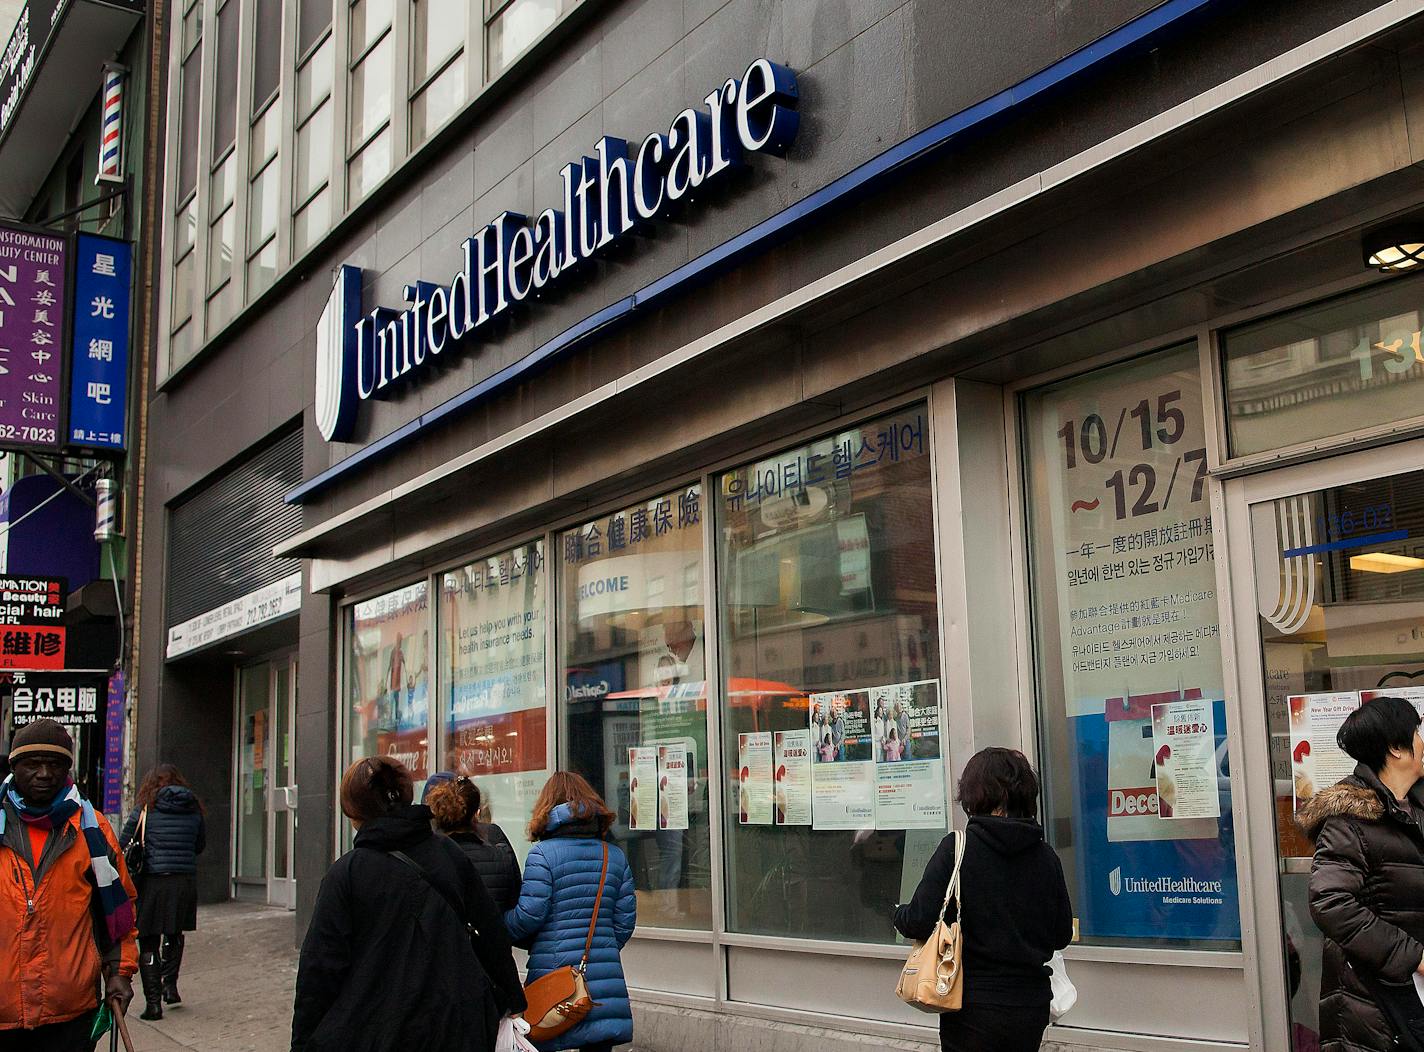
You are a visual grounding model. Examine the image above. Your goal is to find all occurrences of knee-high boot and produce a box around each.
[160,933,185,1005]
[138,945,163,1020]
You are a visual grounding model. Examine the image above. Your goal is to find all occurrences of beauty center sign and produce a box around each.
[316,58,799,444]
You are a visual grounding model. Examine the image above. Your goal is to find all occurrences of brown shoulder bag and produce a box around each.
[522,843,610,1042]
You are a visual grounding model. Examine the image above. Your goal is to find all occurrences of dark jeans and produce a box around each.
[938,1001,1050,1052]
[0,1013,96,1051]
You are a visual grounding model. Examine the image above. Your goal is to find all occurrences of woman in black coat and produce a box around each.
[120,763,206,1020]
[291,757,526,1052]
[426,776,522,912]
[895,748,1073,1052]
[1301,696,1424,1052]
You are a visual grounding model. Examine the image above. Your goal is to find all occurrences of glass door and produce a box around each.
[234,664,270,899]
[268,657,298,909]
[1230,440,1424,1051]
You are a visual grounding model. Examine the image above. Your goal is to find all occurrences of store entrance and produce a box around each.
[1235,443,1424,1051]
[233,654,298,909]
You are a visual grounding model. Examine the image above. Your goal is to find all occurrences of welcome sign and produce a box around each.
[316,58,800,444]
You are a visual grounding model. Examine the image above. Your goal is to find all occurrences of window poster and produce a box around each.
[1151,699,1220,820]
[1029,346,1239,943]
[1360,686,1424,719]
[1289,692,1360,809]
[628,747,658,830]
[738,732,773,825]
[869,680,945,830]
[773,730,812,826]
[657,746,689,831]
[808,690,876,830]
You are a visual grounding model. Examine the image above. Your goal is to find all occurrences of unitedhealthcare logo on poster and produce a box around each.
[314,58,800,444]
[1108,865,1225,904]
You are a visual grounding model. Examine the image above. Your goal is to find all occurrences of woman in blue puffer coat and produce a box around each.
[505,772,636,1052]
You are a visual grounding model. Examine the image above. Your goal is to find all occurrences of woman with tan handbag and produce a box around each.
[894,748,1074,1052]
[505,772,636,1052]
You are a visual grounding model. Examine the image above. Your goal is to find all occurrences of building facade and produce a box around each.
[139,1,1424,1049]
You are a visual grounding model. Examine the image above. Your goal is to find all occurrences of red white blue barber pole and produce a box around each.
[96,64,124,185]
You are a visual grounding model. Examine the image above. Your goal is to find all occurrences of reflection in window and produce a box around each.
[294,188,331,254]
[1023,346,1239,948]
[441,542,546,866]
[488,0,569,75]
[412,53,466,145]
[347,583,431,788]
[348,128,392,202]
[349,34,394,147]
[1223,277,1424,457]
[717,406,945,943]
[558,486,711,930]
[414,0,465,83]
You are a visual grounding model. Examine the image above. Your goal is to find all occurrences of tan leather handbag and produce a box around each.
[522,844,610,1042]
[896,830,966,1013]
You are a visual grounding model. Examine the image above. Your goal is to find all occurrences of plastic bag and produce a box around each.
[1048,951,1077,1021]
[496,1015,539,1052]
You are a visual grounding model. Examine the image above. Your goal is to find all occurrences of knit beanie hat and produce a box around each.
[9,718,74,764]
[421,770,455,803]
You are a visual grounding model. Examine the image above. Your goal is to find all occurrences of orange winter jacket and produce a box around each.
[0,798,138,1030]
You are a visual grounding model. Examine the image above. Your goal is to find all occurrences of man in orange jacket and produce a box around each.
[0,718,137,1050]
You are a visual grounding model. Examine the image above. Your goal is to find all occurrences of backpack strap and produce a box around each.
[389,849,478,936]
[578,843,611,972]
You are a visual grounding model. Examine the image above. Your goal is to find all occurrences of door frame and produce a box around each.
[1220,434,1424,1052]
[229,649,298,907]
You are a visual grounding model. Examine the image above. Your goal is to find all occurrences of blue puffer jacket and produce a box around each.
[505,804,637,1051]
[120,785,206,875]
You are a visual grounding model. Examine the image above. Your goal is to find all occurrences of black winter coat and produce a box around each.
[291,805,527,1052]
[121,785,206,874]
[895,816,1073,1008]
[448,825,521,913]
[1303,766,1424,1052]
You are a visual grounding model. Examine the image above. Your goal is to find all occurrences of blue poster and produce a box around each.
[67,234,131,450]
[1069,700,1240,942]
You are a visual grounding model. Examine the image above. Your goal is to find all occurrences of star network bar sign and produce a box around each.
[316,58,799,443]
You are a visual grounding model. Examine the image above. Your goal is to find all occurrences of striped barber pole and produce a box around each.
[96,64,125,184]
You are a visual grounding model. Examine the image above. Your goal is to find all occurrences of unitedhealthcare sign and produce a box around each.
[315,58,800,444]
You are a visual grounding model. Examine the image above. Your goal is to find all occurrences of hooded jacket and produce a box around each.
[1301,766,1424,1052]
[121,785,206,875]
[504,803,637,1051]
[291,804,526,1052]
[895,816,1074,1007]
[0,794,138,1031]
[448,824,521,913]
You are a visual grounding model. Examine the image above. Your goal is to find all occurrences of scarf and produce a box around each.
[0,776,135,946]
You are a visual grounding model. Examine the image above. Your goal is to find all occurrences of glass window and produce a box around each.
[250,100,281,174]
[441,541,546,865]
[205,279,235,336]
[487,0,566,75]
[1223,277,1424,457]
[174,197,198,257]
[558,485,712,930]
[247,238,277,295]
[177,43,203,201]
[211,0,240,161]
[350,0,394,56]
[716,406,945,942]
[348,127,391,201]
[1022,345,1240,948]
[412,59,465,145]
[248,160,279,252]
[172,250,195,327]
[295,102,332,203]
[297,37,333,120]
[183,0,204,53]
[211,152,237,211]
[298,0,331,56]
[349,33,393,146]
[346,583,432,789]
[414,0,464,84]
[208,205,235,290]
[252,0,282,108]
[294,187,331,254]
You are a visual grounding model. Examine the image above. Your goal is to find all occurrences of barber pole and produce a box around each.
[96,64,124,184]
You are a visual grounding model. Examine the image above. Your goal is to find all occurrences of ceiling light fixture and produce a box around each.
[1364,224,1424,272]
[1349,551,1424,574]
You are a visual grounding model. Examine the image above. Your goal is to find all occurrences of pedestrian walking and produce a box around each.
[120,762,206,1020]
[895,747,1073,1052]
[427,775,522,912]
[0,718,137,1050]
[291,756,525,1052]
[505,771,637,1052]
[1301,696,1424,1052]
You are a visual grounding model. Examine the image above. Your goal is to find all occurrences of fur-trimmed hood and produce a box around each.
[1297,779,1385,839]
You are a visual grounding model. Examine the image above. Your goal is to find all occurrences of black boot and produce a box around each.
[160,933,185,1005]
[138,949,163,1020]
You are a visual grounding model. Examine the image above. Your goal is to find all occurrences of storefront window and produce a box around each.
[557,486,711,930]
[346,582,431,788]
[717,405,946,943]
[1223,276,1424,457]
[1023,345,1240,948]
[441,542,546,865]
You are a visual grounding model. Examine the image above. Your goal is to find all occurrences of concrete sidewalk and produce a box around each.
[128,901,298,1052]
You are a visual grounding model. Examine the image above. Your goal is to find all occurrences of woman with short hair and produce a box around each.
[120,763,206,1020]
[895,747,1074,1052]
[290,756,525,1052]
[504,772,637,1052]
[1302,695,1424,1052]
[427,775,522,912]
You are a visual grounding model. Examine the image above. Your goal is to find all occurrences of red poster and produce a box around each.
[0,626,65,669]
